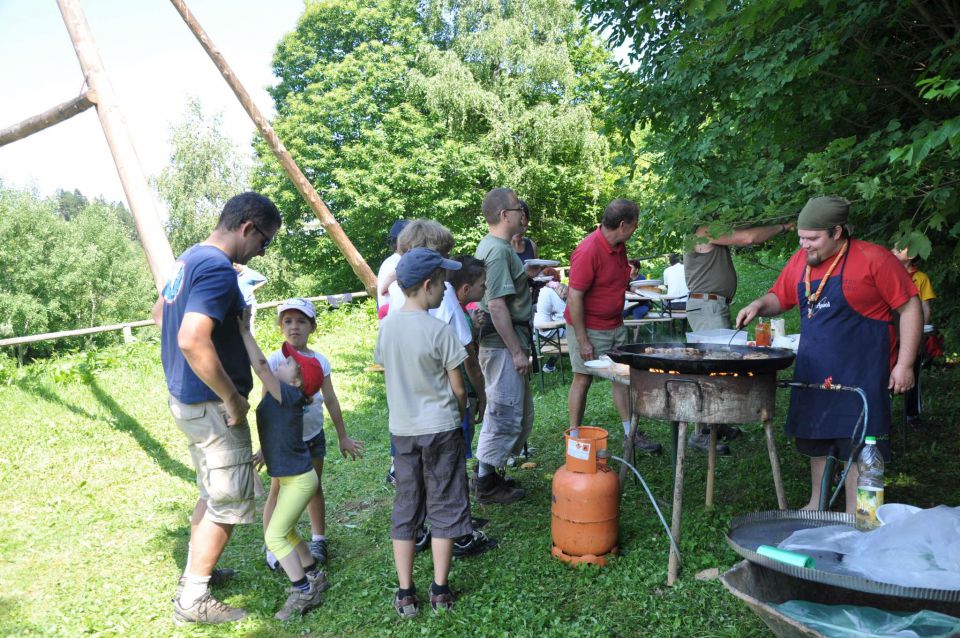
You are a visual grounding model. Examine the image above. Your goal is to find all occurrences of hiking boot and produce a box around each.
[173,592,247,626]
[688,430,730,456]
[275,582,325,621]
[629,431,663,455]
[476,473,525,504]
[718,425,743,442]
[453,530,498,559]
[429,586,454,612]
[415,524,431,553]
[306,570,330,592]
[308,538,328,565]
[393,590,420,619]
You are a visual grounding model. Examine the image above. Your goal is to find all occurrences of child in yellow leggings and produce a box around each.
[238,308,329,621]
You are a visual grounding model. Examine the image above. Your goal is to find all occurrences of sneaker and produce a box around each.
[688,430,730,456]
[453,530,499,559]
[308,539,328,565]
[414,525,431,553]
[275,582,325,621]
[476,473,525,504]
[542,363,556,373]
[429,586,455,612]
[470,516,488,530]
[173,592,247,626]
[629,431,663,455]
[386,466,397,487]
[393,590,420,619]
[718,425,743,441]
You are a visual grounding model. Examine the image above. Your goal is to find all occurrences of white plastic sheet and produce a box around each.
[779,506,960,590]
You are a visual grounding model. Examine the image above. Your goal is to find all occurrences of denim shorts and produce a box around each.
[306,429,326,460]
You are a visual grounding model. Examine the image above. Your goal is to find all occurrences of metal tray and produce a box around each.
[727,510,960,603]
[608,342,796,375]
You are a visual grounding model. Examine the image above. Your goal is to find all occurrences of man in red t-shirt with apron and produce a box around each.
[737,196,921,513]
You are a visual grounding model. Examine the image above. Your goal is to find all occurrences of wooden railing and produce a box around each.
[0,291,368,348]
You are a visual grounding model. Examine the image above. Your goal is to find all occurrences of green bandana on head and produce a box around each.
[797,196,850,230]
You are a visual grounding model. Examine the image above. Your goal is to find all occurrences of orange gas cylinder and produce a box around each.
[551,427,619,566]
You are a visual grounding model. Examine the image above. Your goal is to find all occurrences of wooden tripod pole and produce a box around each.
[57,0,175,293]
[168,0,377,296]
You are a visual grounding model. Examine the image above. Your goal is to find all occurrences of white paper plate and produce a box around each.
[524,259,560,267]
[584,357,612,369]
[630,279,662,288]
[532,275,554,282]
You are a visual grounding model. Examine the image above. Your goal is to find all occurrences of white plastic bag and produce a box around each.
[780,506,960,590]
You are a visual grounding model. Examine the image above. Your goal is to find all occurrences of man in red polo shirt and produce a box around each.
[565,199,662,454]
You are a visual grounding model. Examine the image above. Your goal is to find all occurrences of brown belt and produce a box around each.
[688,293,728,303]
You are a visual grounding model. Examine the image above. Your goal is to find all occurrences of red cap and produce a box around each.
[281,342,324,397]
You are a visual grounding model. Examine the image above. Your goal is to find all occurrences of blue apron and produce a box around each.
[785,253,891,443]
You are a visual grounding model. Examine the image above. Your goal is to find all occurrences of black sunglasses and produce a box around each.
[250,222,273,250]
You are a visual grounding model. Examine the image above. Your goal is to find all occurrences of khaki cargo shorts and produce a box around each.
[168,395,255,525]
[566,323,628,374]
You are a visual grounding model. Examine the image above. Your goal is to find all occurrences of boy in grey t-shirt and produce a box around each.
[374,248,486,617]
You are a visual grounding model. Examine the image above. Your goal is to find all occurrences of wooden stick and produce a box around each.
[168,0,377,296]
[668,421,687,586]
[57,0,175,292]
[0,91,96,147]
[765,419,787,509]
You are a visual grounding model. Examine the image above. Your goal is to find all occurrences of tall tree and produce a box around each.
[582,0,960,331]
[254,0,620,294]
[154,98,250,255]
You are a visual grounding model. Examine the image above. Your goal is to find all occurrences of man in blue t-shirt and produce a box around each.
[152,192,281,625]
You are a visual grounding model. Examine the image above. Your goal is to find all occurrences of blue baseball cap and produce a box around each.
[396,248,461,289]
[388,219,409,241]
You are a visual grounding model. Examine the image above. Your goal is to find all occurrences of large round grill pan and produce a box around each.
[608,343,796,375]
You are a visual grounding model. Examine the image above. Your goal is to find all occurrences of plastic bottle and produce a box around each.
[855,437,884,531]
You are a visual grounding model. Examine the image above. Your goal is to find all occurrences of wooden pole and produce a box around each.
[168,0,377,296]
[668,421,687,586]
[0,91,97,147]
[56,0,174,293]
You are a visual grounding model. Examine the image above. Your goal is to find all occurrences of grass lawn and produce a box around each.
[1,258,957,637]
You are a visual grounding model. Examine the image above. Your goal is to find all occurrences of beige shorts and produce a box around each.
[168,395,255,525]
[566,323,628,374]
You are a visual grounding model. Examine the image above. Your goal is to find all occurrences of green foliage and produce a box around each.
[581,0,960,339]
[0,187,155,362]
[154,98,250,256]
[254,0,622,294]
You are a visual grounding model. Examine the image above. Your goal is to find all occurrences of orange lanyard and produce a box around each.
[804,240,848,319]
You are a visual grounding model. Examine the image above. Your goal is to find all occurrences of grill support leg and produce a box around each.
[668,420,687,586]
[764,418,787,509]
[706,424,717,509]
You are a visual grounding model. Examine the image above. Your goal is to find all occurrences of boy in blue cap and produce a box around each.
[374,248,473,616]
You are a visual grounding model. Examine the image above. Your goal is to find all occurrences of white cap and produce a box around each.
[277,298,316,319]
